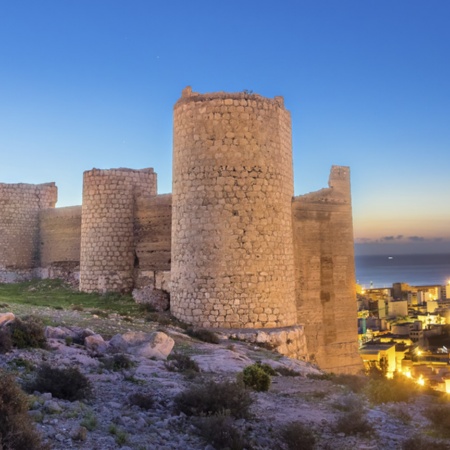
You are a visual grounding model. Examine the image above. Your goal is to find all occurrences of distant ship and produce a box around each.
[388,256,394,260]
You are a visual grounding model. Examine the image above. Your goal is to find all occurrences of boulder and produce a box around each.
[111,331,174,360]
[131,332,174,360]
[84,334,108,355]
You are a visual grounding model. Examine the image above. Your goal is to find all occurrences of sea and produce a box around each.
[355,253,450,289]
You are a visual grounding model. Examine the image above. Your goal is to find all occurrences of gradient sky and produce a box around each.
[1,1,449,255]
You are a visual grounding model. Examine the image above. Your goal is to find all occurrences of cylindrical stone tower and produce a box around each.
[0,183,57,269]
[80,168,157,293]
[171,87,297,329]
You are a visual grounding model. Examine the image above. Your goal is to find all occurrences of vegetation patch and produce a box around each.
[186,328,220,344]
[9,316,47,349]
[174,379,253,419]
[424,403,450,437]
[194,413,248,450]
[128,392,155,410]
[0,370,48,450]
[364,377,419,405]
[165,352,200,374]
[242,363,272,392]
[280,421,316,450]
[0,279,141,317]
[25,364,92,401]
[100,353,135,371]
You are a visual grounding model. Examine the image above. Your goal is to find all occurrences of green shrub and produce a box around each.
[256,362,276,376]
[424,403,450,437]
[195,413,248,450]
[242,363,271,392]
[0,371,48,450]
[186,328,220,344]
[280,421,316,450]
[0,328,12,353]
[80,412,97,431]
[25,364,91,401]
[165,352,200,373]
[9,317,47,349]
[174,379,253,419]
[128,392,154,410]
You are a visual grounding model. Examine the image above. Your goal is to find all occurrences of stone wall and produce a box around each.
[171,87,297,328]
[292,166,362,374]
[39,206,82,267]
[134,194,172,272]
[80,168,157,293]
[0,182,57,270]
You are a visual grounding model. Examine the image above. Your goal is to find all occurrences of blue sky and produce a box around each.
[1,1,449,255]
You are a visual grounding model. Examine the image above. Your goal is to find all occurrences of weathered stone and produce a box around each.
[132,286,170,311]
[84,334,108,355]
[0,312,15,327]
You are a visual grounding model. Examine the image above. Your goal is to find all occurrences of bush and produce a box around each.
[242,363,271,392]
[0,328,12,353]
[280,421,316,450]
[424,403,450,437]
[331,373,368,393]
[25,364,91,401]
[0,370,48,450]
[332,392,365,412]
[9,316,47,349]
[334,409,373,436]
[186,328,220,344]
[365,377,418,405]
[128,392,155,410]
[101,354,135,371]
[195,413,248,450]
[175,379,253,419]
[165,352,200,373]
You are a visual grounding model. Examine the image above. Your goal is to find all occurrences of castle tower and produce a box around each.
[292,166,362,373]
[0,183,57,270]
[171,87,297,328]
[80,168,157,293]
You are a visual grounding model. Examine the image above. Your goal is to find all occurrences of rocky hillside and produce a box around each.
[1,288,450,450]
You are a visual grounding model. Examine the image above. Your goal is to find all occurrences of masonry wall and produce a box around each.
[134,194,172,272]
[0,183,57,269]
[292,166,362,374]
[171,87,297,328]
[80,168,157,293]
[39,206,82,267]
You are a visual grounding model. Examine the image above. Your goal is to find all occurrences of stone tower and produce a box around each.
[80,168,157,293]
[292,166,361,373]
[0,183,57,270]
[171,87,297,328]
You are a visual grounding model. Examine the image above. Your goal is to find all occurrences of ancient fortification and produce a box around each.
[0,87,362,373]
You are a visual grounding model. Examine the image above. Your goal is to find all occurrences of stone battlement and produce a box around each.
[0,87,361,374]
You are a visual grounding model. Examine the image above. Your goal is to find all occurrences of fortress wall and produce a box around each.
[171,87,297,328]
[39,206,82,266]
[134,194,172,272]
[0,182,57,269]
[80,168,157,293]
[292,166,362,373]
